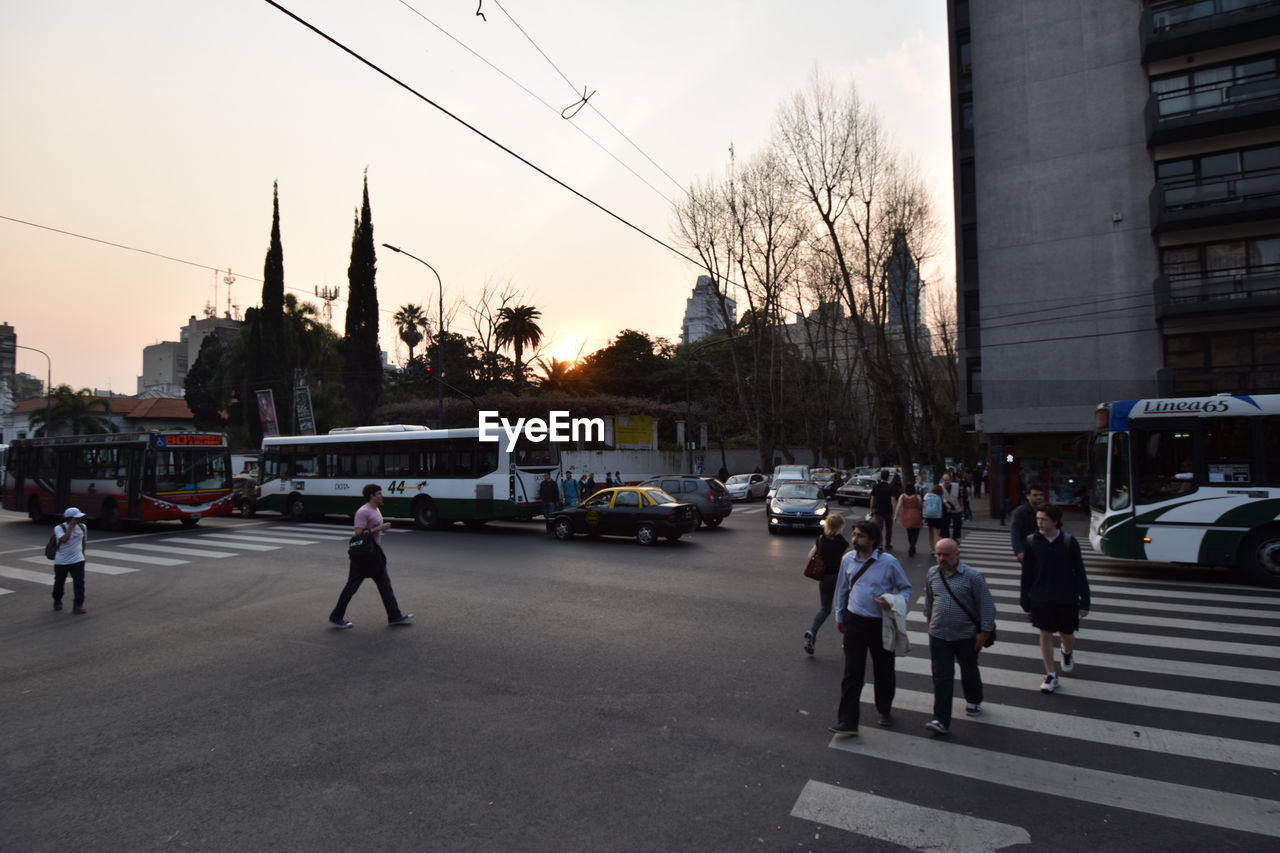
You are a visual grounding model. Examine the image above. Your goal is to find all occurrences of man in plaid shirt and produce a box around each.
[922,538,996,735]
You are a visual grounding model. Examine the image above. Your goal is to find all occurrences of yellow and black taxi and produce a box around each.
[547,486,698,545]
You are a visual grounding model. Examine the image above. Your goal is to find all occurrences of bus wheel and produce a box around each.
[238,500,256,519]
[1237,526,1280,589]
[413,498,444,530]
[100,501,120,531]
[180,518,200,528]
[287,496,307,523]
[28,496,42,524]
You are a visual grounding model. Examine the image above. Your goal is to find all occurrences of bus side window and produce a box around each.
[1135,427,1195,504]
[1110,433,1130,511]
[1204,417,1253,485]
[262,453,282,479]
[1265,416,1280,485]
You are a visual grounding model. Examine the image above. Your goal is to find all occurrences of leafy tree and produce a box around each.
[573,330,680,400]
[534,357,576,393]
[494,304,543,385]
[27,386,115,436]
[343,173,382,423]
[394,303,428,363]
[184,335,224,430]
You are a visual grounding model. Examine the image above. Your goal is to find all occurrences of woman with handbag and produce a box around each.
[803,513,848,655]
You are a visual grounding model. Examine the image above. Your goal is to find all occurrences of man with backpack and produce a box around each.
[51,507,88,614]
[923,485,945,557]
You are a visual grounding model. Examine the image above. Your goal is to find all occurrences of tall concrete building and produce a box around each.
[137,313,242,396]
[947,0,1280,512]
[679,276,737,345]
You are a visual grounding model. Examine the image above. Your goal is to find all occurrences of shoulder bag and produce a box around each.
[938,570,996,647]
[45,529,60,560]
[803,538,826,581]
[348,528,377,563]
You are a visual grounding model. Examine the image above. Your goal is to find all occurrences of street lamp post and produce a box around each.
[683,336,742,475]
[382,243,445,428]
[14,344,53,431]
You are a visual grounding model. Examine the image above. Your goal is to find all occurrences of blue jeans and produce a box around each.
[929,634,983,727]
[542,501,557,518]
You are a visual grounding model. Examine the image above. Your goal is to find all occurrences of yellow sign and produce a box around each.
[614,415,653,448]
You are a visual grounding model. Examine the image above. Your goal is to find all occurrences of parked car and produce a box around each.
[724,473,768,501]
[638,475,733,527]
[766,464,812,499]
[547,486,697,545]
[767,480,829,534]
[835,475,877,506]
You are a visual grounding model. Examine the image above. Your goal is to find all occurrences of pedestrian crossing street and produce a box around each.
[0,523,408,598]
[792,527,1280,849]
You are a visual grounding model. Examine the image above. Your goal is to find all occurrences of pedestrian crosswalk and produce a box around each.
[794,527,1280,847]
[0,523,408,599]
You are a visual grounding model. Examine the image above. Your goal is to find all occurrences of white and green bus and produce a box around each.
[258,425,560,529]
[1088,394,1280,587]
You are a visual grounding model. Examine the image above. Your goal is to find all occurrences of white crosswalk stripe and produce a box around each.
[0,521,396,603]
[798,527,1280,846]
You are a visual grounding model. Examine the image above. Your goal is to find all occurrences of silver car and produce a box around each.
[724,473,768,501]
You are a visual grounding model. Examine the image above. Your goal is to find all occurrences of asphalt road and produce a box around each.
[1,502,1277,852]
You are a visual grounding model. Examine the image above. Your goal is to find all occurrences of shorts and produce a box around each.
[926,517,945,530]
[1029,603,1080,634]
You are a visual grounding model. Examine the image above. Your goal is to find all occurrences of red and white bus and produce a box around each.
[2,431,234,527]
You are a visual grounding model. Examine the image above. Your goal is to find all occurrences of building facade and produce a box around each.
[679,276,737,345]
[947,0,1280,512]
[137,313,242,396]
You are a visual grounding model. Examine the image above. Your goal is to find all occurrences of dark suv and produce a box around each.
[638,476,733,527]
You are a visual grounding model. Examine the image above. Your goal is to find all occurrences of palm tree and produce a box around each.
[495,305,543,384]
[535,357,575,392]
[27,385,115,436]
[394,303,428,363]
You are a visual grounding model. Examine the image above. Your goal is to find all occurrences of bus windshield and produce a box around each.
[152,448,231,493]
[512,436,559,470]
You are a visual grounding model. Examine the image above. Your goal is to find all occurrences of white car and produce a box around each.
[724,473,768,501]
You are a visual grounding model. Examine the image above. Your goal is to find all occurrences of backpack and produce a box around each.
[45,527,60,560]
[922,492,943,519]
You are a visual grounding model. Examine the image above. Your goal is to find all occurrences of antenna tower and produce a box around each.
[223,269,240,321]
[316,285,340,323]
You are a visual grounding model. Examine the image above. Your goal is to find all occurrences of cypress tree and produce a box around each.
[343,173,382,423]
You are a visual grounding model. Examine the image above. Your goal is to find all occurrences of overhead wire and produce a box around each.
[259,0,703,270]
[488,0,689,197]
[391,0,677,205]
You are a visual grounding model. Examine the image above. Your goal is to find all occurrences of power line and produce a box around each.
[392,0,677,205]
[0,213,405,319]
[488,0,689,197]
[260,0,703,269]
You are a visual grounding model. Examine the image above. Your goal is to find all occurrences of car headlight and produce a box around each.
[814,505,827,516]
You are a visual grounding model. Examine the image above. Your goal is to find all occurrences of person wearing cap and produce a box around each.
[53,508,89,614]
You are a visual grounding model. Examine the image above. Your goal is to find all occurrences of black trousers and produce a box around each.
[53,561,86,607]
[837,614,896,728]
[929,634,983,727]
[329,553,403,623]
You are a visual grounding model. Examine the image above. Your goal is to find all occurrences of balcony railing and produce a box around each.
[1147,69,1280,143]
[1149,167,1280,229]
[1157,268,1280,315]
[1142,1,1280,62]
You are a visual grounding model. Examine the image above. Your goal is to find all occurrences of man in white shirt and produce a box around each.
[52,507,88,614]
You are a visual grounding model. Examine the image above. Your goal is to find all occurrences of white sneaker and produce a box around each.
[925,719,949,735]
[964,703,982,715]
[1040,673,1059,694]
[1062,652,1075,673]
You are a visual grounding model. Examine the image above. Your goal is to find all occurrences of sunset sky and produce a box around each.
[1,0,951,394]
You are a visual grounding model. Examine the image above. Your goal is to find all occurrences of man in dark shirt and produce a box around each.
[1010,487,1046,563]
[870,470,896,551]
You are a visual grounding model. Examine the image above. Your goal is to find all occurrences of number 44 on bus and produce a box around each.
[1089,394,1280,588]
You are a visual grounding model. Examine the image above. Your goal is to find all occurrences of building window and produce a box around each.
[1161,234,1280,301]
[1150,52,1279,120]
